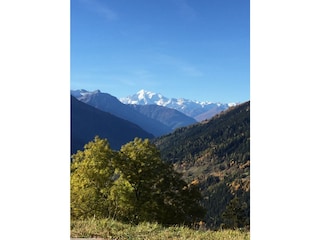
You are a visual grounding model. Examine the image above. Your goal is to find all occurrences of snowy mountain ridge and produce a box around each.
[71,89,238,122]
[122,89,223,107]
[120,89,236,120]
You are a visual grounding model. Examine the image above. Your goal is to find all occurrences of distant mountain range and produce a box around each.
[71,89,199,136]
[71,96,153,154]
[127,104,197,130]
[71,90,172,137]
[71,89,242,152]
[120,89,237,121]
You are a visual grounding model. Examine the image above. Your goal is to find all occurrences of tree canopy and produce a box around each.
[71,136,205,225]
[71,136,116,219]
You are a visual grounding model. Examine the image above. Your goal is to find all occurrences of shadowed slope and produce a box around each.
[71,96,154,154]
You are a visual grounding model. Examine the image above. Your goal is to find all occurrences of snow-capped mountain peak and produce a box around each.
[121,89,169,105]
[137,89,157,99]
[120,90,234,121]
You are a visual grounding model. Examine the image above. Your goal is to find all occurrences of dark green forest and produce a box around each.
[153,101,250,229]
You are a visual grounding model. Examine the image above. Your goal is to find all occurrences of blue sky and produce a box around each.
[71,0,250,103]
[2,2,320,237]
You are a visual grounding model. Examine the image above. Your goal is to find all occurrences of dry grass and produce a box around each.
[71,218,250,240]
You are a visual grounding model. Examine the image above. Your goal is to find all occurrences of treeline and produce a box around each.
[71,137,205,226]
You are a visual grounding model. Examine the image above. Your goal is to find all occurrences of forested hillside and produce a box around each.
[153,101,250,229]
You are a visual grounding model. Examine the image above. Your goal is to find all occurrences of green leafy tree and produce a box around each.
[71,137,205,225]
[116,138,206,224]
[108,171,136,222]
[71,136,116,219]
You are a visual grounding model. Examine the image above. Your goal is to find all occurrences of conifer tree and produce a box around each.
[221,196,248,229]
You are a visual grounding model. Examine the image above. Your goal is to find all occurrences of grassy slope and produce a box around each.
[71,218,250,240]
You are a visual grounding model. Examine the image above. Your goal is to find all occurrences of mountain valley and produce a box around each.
[70,89,250,229]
